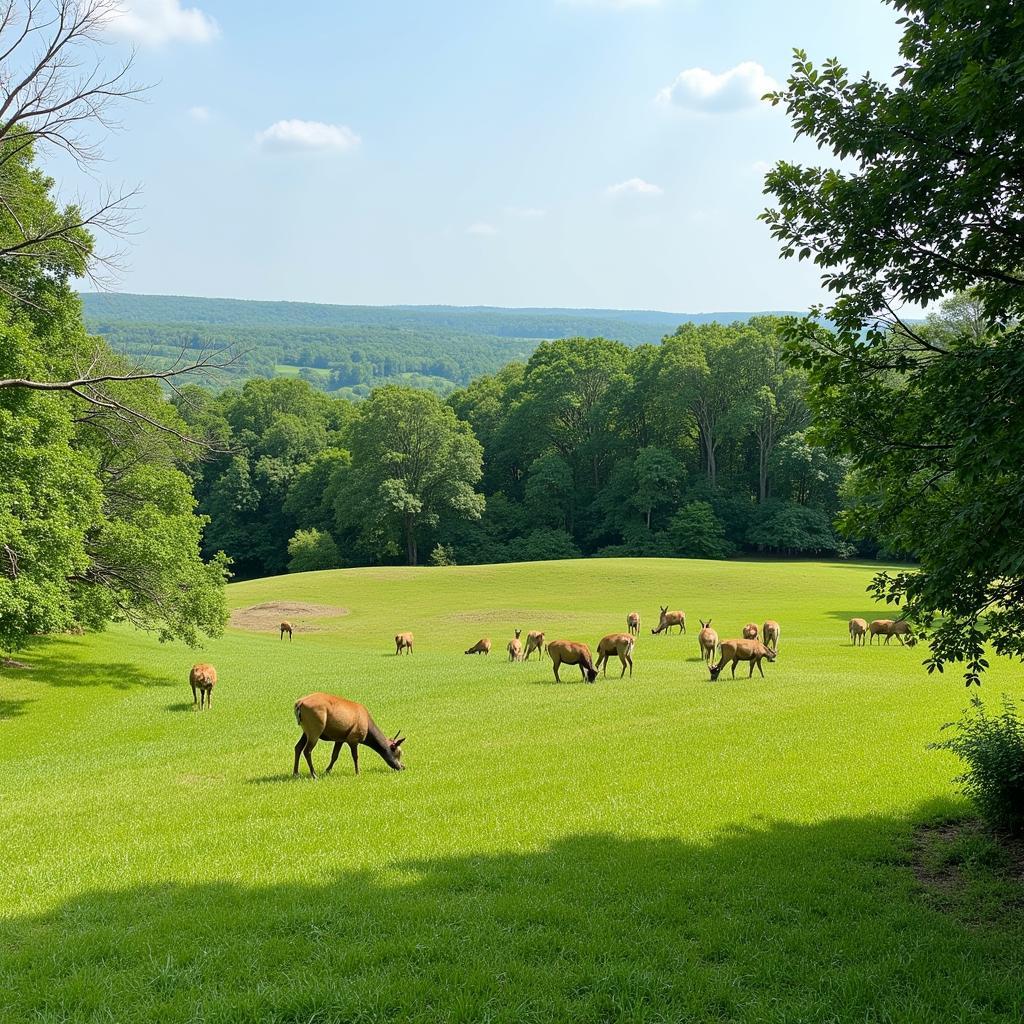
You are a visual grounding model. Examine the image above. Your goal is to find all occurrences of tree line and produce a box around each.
[172,316,857,580]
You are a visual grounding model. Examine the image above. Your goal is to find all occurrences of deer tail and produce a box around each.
[294,701,303,727]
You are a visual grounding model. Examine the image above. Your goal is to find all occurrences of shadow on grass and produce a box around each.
[164,702,196,714]
[3,804,1022,1023]
[0,698,32,720]
[246,773,298,785]
[15,638,176,691]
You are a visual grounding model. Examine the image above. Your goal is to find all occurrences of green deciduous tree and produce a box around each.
[335,386,484,565]
[762,0,1024,683]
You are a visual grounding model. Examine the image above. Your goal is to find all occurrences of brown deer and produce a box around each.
[524,630,545,660]
[547,639,599,683]
[280,621,293,641]
[507,632,524,662]
[742,623,759,640]
[189,663,216,709]
[395,632,414,655]
[627,611,640,636]
[465,638,491,655]
[869,619,915,646]
[651,606,686,635]
[293,692,405,777]
[697,619,719,664]
[709,639,776,681]
[849,618,868,646]
[762,620,781,652]
[596,633,635,678]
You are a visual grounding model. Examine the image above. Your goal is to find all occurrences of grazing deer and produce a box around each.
[742,623,759,640]
[465,638,491,655]
[651,606,686,635]
[709,639,776,681]
[395,632,414,655]
[697,619,719,664]
[293,692,405,777]
[524,630,545,660]
[849,618,868,646]
[280,621,293,641]
[547,640,598,683]
[507,634,524,661]
[189,663,216,710]
[596,633,635,678]
[869,619,916,646]
[627,611,640,636]
[762,620,781,652]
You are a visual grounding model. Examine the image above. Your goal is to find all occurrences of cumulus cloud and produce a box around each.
[105,0,219,46]
[606,177,663,198]
[256,120,361,154]
[467,222,498,236]
[188,105,211,122]
[657,61,778,114]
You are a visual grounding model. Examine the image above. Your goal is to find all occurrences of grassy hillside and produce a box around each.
[1,558,1021,1022]
[79,292,800,393]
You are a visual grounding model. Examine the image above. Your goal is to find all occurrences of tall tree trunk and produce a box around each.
[405,516,417,565]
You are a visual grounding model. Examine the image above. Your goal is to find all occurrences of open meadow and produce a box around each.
[1,557,1023,1023]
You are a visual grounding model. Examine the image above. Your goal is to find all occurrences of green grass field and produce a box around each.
[1,558,1022,1023]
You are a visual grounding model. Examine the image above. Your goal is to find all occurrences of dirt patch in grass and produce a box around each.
[230,601,349,634]
[0,658,30,669]
[911,820,1024,921]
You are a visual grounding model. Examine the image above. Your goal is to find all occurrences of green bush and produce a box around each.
[287,529,341,573]
[664,502,732,559]
[931,695,1024,832]
[428,543,457,566]
[516,528,581,562]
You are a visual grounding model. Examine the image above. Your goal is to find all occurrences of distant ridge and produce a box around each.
[80,292,801,338]
[78,292,805,397]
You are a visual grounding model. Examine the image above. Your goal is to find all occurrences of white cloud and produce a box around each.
[256,120,361,154]
[751,159,772,175]
[467,222,498,236]
[657,61,778,114]
[105,0,219,46]
[188,105,211,122]
[606,177,663,198]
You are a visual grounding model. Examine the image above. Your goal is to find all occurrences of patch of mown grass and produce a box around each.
[1,558,1022,1022]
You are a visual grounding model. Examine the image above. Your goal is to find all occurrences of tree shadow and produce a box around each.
[2,803,1021,1022]
[0,698,32,720]
[14,639,177,690]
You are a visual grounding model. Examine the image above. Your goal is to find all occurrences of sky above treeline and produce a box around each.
[67,0,904,311]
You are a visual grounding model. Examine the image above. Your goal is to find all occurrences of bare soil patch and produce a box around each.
[0,658,30,670]
[230,601,349,634]
[911,820,1024,922]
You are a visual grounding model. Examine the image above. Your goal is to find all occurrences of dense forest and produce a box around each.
[81,292,800,397]
[173,315,865,579]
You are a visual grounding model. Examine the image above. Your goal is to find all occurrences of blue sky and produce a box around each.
[74,0,905,311]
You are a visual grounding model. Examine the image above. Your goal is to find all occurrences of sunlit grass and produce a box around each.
[0,558,1021,1022]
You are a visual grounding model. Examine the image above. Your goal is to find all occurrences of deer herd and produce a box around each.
[187,610,917,777]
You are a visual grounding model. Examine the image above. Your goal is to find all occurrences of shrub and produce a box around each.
[287,529,341,573]
[428,543,456,566]
[664,502,732,559]
[747,502,838,556]
[930,695,1024,832]
[517,528,581,562]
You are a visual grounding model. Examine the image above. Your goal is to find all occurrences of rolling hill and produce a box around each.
[80,292,801,395]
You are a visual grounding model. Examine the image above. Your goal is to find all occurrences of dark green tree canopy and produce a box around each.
[762,0,1024,683]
